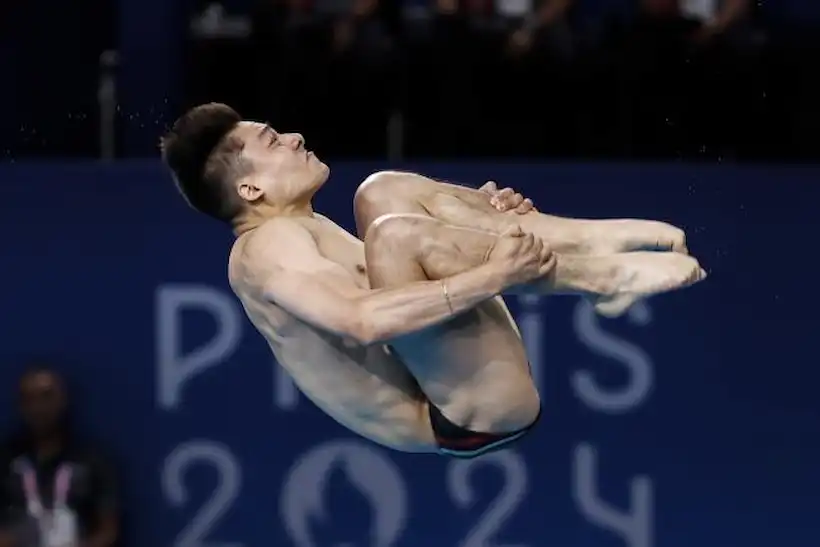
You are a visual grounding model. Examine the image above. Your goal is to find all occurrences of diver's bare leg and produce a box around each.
[354,171,688,255]
[355,176,705,316]
[363,213,540,434]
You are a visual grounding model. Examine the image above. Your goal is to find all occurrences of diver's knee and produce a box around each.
[354,171,425,235]
[355,171,409,205]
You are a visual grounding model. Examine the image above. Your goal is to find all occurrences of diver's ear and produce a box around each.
[237,178,264,202]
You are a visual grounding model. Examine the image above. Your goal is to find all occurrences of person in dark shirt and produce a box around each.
[0,366,119,547]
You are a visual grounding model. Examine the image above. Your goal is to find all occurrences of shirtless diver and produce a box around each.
[161,103,705,458]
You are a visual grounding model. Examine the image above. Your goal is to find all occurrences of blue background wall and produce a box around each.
[0,162,818,546]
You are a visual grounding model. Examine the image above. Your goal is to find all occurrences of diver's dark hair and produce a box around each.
[160,103,251,222]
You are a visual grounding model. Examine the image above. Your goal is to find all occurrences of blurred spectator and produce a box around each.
[324,0,398,156]
[506,0,575,61]
[404,0,579,157]
[599,0,763,158]
[249,0,397,157]
[763,4,820,160]
[500,0,580,156]
[250,0,330,147]
[186,3,255,120]
[684,0,751,46]
[0,366,119,547]
[402,0,479,156]
[173,0,820,161]
[614,0,703,157]
[682,0,764,159]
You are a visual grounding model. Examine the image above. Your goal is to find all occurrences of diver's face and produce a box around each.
[231,121,328,206]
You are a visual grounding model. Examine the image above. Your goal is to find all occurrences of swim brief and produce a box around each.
[428,402,541,459]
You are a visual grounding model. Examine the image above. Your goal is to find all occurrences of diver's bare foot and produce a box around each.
[581,252,706,317]
[582,219,689,255]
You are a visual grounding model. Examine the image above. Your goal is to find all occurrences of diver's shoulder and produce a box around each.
[233,218,317,282]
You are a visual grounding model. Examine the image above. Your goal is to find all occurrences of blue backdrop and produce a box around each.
[0,161,818,547]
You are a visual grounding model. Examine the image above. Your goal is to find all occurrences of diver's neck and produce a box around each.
[233,201,314,235]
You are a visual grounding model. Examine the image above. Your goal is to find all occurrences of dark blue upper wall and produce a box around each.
[1,161,818,547]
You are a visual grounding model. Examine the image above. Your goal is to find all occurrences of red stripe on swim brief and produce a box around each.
[435,432,500,449]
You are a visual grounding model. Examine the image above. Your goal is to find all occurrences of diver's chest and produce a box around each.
[313,227,369,286]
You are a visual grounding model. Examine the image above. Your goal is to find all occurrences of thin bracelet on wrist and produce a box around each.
[441,280,455,314]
